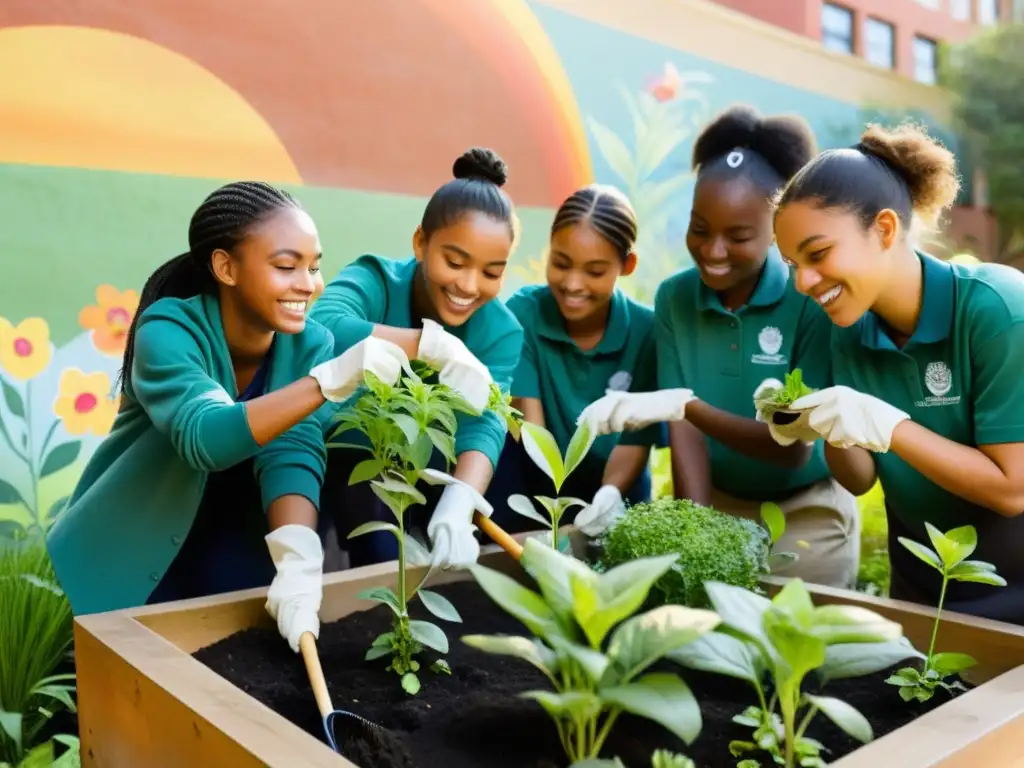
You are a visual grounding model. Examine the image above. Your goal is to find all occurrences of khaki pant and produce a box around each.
[710,478,861,590]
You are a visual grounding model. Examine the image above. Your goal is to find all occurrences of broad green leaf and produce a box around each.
[417,589,462,623]
[370,483,409,519]
[569,760,626,768]
[0,710,22,754]
[931,651,977,675]
[586,116,636,186]
[408,620,448,653]
[926,523,977,568]
[761,502,785,545]
[0,478,24,505]
[401,672,421,695]
[806,694,872,743]
[16,741,54,768]
[425,427,454,463]
[349,458,386,485]
[897,537,943,571]
[1,378,25,418]
[468,563,561,640]
[507,494,550,526]
[405,432,435,470]
[949,560,1007,586]
[811,604,903,645]
[600,672,702,745]
[372,476,427,505]
[390,413,421,444]
[40,441,82,478]
[46,496,71,526]
[574,554,680,648]
[772,579,815,628]
[763,608,826,683]
[521,535,596,626]
[365,645,393,661]
[521,421,565,489]
[607,605,720,682]
[705,581,773,651]
[667,632,761,685]
[462,635,557,680]
[818,638,925,685]
[522,690,602,722]
[347,521,400,539]
[357,586,402,615]
[563,420,596,479]
[548,634,611,683]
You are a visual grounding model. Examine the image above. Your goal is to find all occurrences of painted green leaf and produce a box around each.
[520,421,565,489]
[408,619,448,653]
[347,521,400,539]
[760,502,785,545]
[586,117,635,187]
[806,694,872,743]
[40,441,82,478]
[1,379,24,419]
[348,458,386,485]
[600,672,702,745]
[46,496,71,525]
[0,479,24,506]
[417,588,462,623]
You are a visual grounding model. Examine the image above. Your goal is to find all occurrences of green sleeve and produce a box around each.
[654,280,686,389]
[620,330,666,448]
[454,318,524,470]
[253,331,334,511]
[132,313,260,473]
[308,256,386,355]
[791,301,834,389]
[972,321,1024,445]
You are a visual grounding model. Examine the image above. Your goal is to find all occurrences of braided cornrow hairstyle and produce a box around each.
[118,181,300,393]
[551,184,638,259]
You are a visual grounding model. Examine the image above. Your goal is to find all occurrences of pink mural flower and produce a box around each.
[646,62,682,102]
[79,285,139,355]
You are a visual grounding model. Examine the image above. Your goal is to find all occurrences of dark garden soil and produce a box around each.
[194,581,966,768]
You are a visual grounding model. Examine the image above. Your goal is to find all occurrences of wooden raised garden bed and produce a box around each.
[74,532,1024,768]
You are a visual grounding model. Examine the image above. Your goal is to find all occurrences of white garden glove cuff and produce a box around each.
[574,484,625,537]
[265,525,324,653]
[310,336,410,402]
[577,388,695,436]
[417,319,493,413]
[792,386,910,453]
[427,481,490,569]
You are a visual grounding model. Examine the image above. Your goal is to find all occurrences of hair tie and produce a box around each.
[726,149,745,168]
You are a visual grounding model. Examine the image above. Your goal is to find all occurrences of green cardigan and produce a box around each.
[46,294,335,615]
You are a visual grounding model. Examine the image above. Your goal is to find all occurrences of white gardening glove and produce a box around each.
[310,336,410,402]
[265,525,324,653]
[791,386,910,453]
[753,378,818,447]
[417,319,493,413]
[421,470,494,569]
[574,484,625,537]
[577,388,695,437]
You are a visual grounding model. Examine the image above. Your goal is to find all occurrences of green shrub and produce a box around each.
[600,498,770,609]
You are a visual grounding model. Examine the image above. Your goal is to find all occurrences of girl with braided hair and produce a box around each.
[48,181,408,655]
[484,184,664,536]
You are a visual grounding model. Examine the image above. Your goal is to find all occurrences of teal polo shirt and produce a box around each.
[832,251,1024,536]
[506,285,664,477]
[655,251,833,500]
[309,253,523,469]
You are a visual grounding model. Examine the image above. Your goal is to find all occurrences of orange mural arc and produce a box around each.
[0,0,593,207]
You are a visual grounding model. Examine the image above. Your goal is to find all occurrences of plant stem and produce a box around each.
[780,694,796,768]
[591,709,620,755]
[926,573,949,668]
[795,703,818,742]
[25,381,38,521]
[397,498,409,611]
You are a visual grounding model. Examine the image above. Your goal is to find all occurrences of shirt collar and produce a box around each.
[696,250,790,314]
[858,251,955,351]
[537,286,630,354]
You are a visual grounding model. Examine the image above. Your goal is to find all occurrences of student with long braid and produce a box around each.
[47,181,409,655]
[486,184,664,536]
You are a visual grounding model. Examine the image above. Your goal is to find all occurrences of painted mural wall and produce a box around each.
[0,0,957,538]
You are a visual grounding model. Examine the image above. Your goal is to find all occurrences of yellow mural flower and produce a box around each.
[0,317,53,380]
[78,285,139,355]
[53,368,119,436]
[511,253,548,285]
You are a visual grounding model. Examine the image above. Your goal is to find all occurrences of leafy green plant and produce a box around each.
[754,369,816,424]
[886,523,1004,703]
[327,363,517,695]
[463,537,720,764]
[669,579,915,768]
[601,498,770,608]
[506,420,596,552]
[0,537,77,766]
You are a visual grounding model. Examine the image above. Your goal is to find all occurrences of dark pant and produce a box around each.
[484,434,652,534]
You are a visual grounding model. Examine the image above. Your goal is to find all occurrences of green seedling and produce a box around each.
[327,362,509,695]
[463,538,720,764]
[669,579,917,768]
[570,750,695,768]
[755,369,816,425]
[886,523,1005,704]
[507,420,596,552]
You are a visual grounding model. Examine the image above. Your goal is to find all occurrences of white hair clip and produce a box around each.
[726,150,744,168]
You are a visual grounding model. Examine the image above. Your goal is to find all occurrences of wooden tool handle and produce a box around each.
[473,511,523,562]
[299,632,334,719]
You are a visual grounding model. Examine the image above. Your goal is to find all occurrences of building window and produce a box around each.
[977,0,999,24]
[822,3,854,53]
[950,0,971,20]
[865,18,895,68]
[913,35,938,84]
